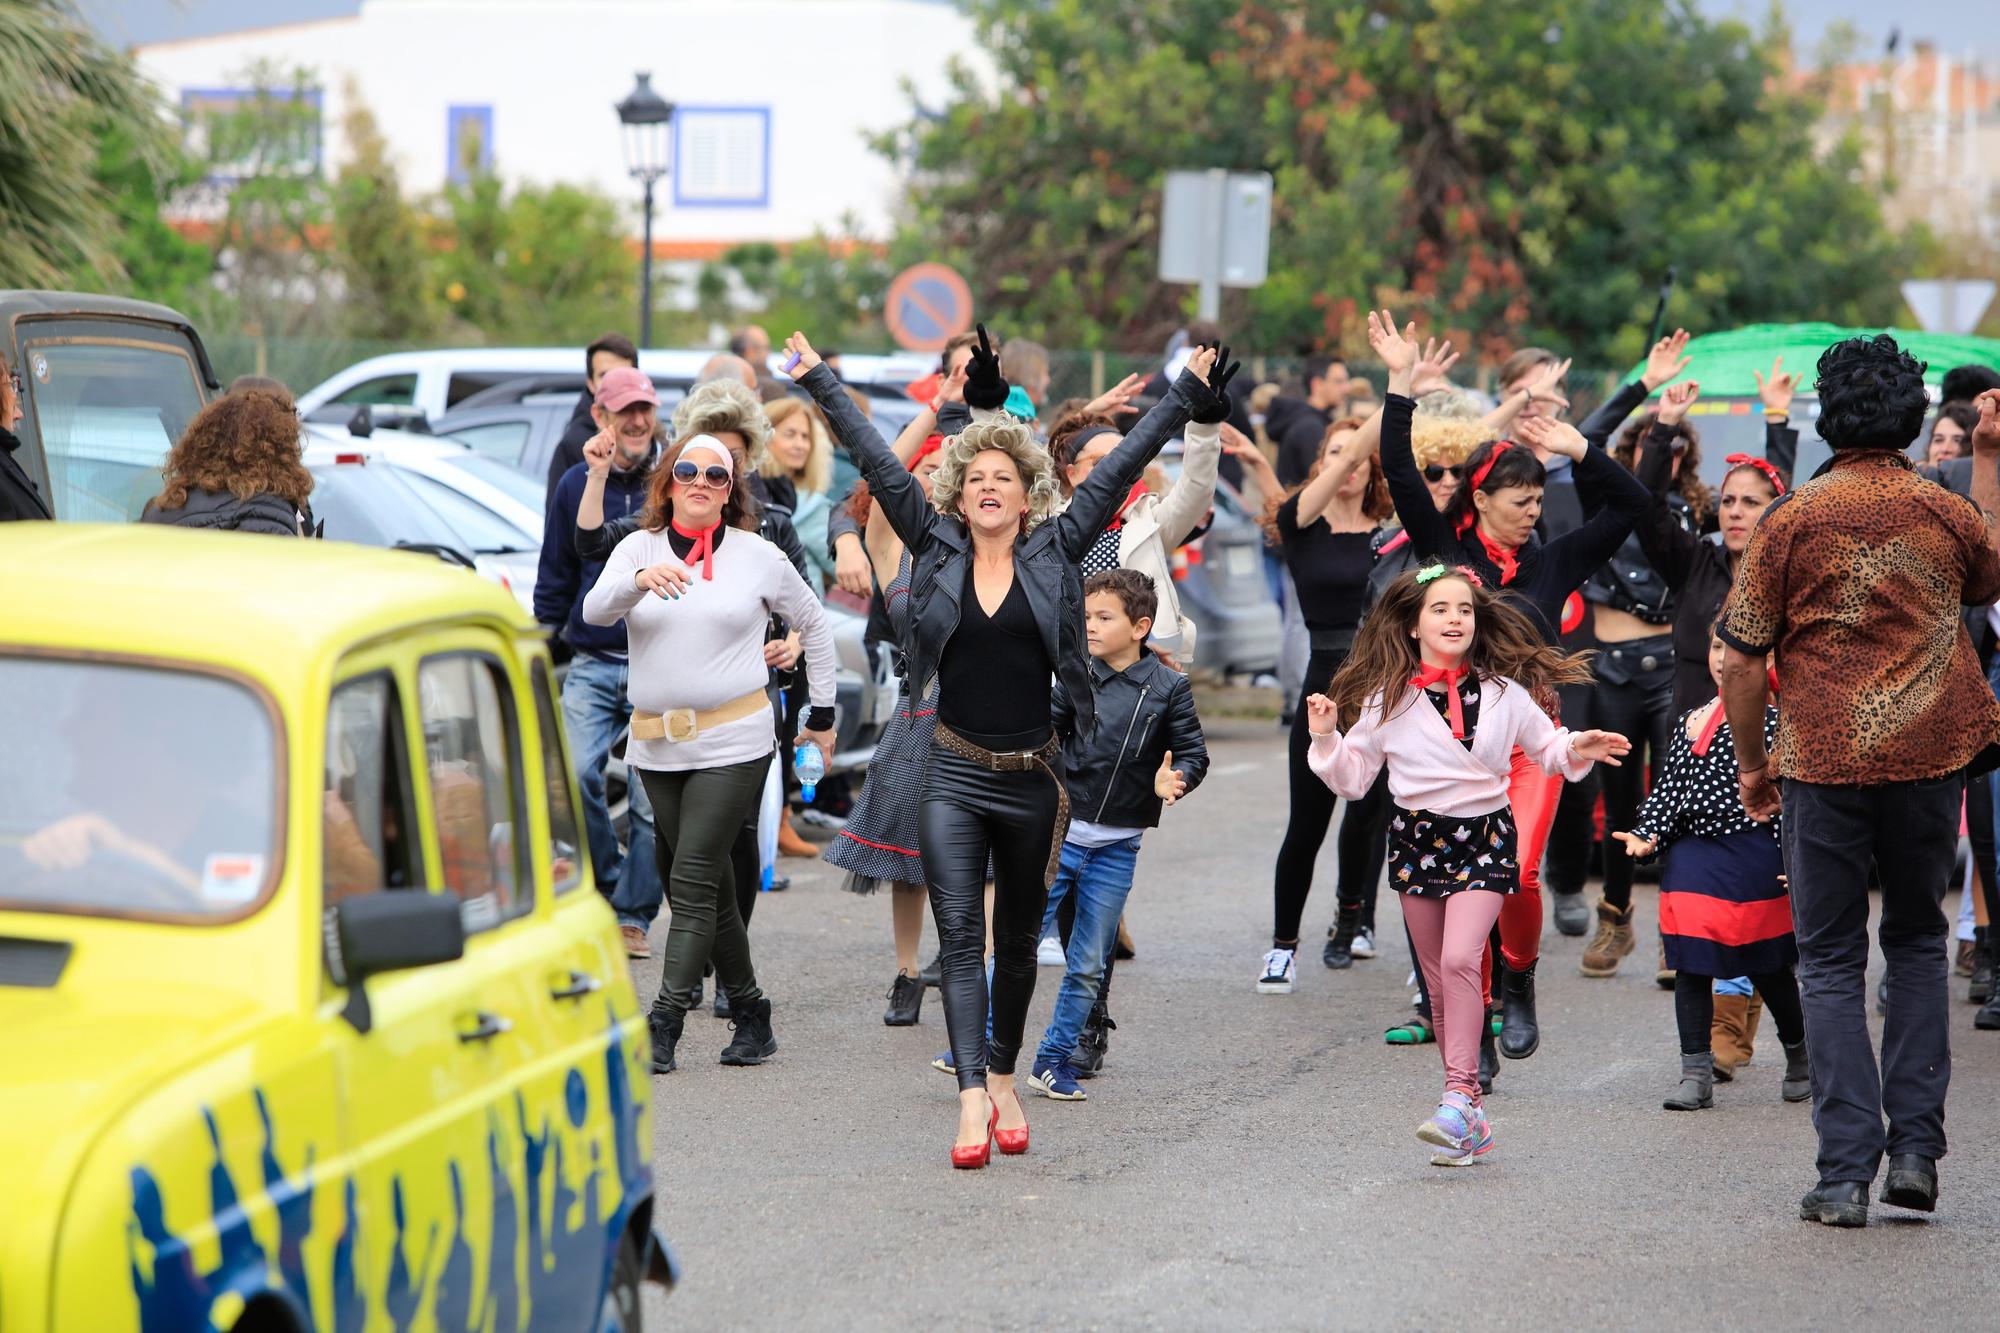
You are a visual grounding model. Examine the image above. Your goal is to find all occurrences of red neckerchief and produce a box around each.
[1108,481,1148,530]
[670,517,721,580]
[1692,701,1725,756]
[1410,663,1468,739]
[1473,526,1520,585]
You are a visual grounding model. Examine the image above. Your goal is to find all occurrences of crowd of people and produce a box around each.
[9,297,2000,1223]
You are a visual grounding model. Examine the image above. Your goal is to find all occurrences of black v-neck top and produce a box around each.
[1422,678,1483,750]
[938,564,1053,750]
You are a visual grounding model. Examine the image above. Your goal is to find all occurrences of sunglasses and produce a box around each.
[672,460,732,488]
[1423,464,1463,483]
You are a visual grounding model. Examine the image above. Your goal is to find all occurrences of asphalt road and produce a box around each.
[635,719,2000,1331]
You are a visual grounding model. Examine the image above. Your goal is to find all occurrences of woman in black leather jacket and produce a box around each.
[787,327,1224,1167]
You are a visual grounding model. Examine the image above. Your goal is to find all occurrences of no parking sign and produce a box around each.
[884,263,974,353]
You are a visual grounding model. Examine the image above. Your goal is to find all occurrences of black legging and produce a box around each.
[1673,969,1804,1055]
[1273,647,1386,946]
[1593,640,1676,913]
[1970,769,2000,921]
[920,745,1062,1092]
[1543,668,1599,899]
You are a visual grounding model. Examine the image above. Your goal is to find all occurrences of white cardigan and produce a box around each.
[1115,418,1221,662]
[1308,676,1595,817]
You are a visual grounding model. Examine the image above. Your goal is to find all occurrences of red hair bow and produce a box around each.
[1723,454,1786,495]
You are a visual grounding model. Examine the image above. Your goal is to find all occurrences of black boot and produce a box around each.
[1499,959,1540,1059]
[883,972,923,1026]
[1879,1153,1938,1213]
[712,988,732,1020]
[1551,891,1589,937]
[1477,1014,1498,1094]
[648,1010,684,1074]
[719,996,777,1065]
[1971,926,1994,1004]
[919,952,942,988]
[1799,1180,1869,1227]
[1323,905,1359,970]
[1073,1003,1115,1077]
[1662,1051,1715,1111]
[1977,983,2000,1030]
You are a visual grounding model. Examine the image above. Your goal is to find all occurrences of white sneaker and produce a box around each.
[1037,935,1065,967]
[1350,926,1377,960]
[1257,948,1297,994]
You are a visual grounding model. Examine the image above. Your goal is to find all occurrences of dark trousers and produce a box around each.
[641,755,772,1021]
[1592,644,1675,912]
[1542,676,1599,898]
[1673,969,1804,1054]
[1782,775,1959,1184]
[919,746,1062,1091]
[1272,649,1385,945]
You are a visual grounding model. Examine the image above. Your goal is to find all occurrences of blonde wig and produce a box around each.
[1409,416,1493,472]
[672,377,772,464]
[759,396,834,495]
[927,415,1066,532]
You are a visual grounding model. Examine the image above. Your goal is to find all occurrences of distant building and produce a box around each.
[1801,40,2000,248]
[135,0,985,259]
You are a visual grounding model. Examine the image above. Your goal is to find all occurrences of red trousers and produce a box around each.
[1493,746,1564,978]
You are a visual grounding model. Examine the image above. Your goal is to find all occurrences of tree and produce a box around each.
[433,169,637,345]
[0,0,172,288]
[697,224,893,348]
[91,121,213,309]
[330,89,441,342]
[880,0,1913,364]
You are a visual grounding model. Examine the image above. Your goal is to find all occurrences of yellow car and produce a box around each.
[0,525,675,1333]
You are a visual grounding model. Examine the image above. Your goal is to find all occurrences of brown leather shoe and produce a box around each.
[620,924,651,960]
[1580,900,1635,977]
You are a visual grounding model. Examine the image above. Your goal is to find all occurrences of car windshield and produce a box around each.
[398,469,538,553]
[430,452,548,516]
[23,339,206,522]
[0,657,279,919]
[309,461,472,553]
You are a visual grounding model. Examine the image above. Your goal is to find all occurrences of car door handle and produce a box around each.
[550,970,602,1001]
[457,1011,514,1044]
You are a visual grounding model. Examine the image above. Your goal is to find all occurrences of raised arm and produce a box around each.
[1058,349,1227,557]
[787,333,938,555]
[1482,356,1570,438]
[1968,390,2000,576]
[1517,415,1653,576]
[1629,383,1702,590]
[1292,405,1385,527]
[1366,311,1459,561]
[575,510,641,564]
[1578,329,1691,449]
[1153,418,1223,550]
[1754,355,1803,482]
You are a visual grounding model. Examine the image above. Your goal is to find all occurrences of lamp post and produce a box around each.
[616,72,674,348]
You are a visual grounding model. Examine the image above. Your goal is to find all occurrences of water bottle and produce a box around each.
[794,743,825,803]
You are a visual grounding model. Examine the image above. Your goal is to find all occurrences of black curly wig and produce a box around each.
[1814,335,1929,452]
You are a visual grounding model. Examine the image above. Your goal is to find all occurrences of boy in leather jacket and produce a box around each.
[1029,570,1208,1101]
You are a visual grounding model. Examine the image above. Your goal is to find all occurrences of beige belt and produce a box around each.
[631,688,769,742]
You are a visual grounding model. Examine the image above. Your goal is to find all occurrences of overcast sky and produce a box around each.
[83,0,1989,60]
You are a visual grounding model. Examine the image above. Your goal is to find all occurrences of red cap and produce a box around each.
[595,367,658,412]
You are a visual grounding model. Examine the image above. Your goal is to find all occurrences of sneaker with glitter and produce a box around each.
[1429,1107,1494,1167]
[1416,1091,1481,1151]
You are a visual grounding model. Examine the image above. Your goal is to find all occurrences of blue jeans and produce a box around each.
[560,654,660,928]
[1035,835,1142,1067]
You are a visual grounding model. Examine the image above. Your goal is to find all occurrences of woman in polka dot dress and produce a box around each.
[1615,625,1810,1112]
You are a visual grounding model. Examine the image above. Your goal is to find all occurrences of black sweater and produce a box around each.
[1379,393,1652,644]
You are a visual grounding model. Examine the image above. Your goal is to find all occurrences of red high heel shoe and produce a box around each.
[951,1102,998,1169]
[994,1090,1030,1156]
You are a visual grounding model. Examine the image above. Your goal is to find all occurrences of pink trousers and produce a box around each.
[1404,888,1506,1100]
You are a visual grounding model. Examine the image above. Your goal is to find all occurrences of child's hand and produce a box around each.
[1611,830,1657,859]
[1569,729,1631,765]
[1305,693,1338,736]
[1155,752,1188,806]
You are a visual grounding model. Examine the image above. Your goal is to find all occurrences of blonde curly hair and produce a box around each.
[672,377,772,464]
[1410,416,1493,471]
[927,416,1066,531]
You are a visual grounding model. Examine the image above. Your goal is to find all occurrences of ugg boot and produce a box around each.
[1662,1051,1715,1110]
[1710,992,1764,1082]
[1580,901,1636,977]
[1655,942,1676,989]
[1781,1038,1811,1102]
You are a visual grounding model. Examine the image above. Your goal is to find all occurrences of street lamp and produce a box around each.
[616,72,674,348]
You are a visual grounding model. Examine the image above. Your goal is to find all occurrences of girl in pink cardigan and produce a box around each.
[1307,565,1629,1164]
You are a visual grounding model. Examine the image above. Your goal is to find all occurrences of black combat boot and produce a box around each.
[719,996,778,1065]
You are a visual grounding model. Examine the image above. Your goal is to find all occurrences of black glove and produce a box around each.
[1186,342,1241,425]
[962,323,1010,411]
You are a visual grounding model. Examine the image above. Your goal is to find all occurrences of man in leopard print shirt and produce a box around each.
[1717,334,2000,1227]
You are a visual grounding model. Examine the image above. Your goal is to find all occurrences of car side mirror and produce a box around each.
[325,892,465,1033]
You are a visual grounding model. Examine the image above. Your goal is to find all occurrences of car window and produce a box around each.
[531,661,583,894]
[308,463,470,553]
[22,340,206,522]
[324,673,420,906]
[417,654,530,927]
[446,372,520,407]
[433,452,548,514]
[399,470,538,553]
[444,420,532,466]
[0,656,277,919]
[331,374,417,407]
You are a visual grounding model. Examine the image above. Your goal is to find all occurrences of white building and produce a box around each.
[135,0,986,256]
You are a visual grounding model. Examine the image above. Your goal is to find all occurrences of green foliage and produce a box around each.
[0,0,168,288]
[330,90,440,342]
[700,224,893,348]
[432,172,638,344]
[92,121,211,309]
[880,0,1914,363]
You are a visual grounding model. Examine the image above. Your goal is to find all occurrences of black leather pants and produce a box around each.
[919,745,1062,1091]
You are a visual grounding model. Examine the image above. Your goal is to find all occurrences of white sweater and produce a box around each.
[1308,677,1594,817]
[583,525,836,773]
[1116,419,1222,661]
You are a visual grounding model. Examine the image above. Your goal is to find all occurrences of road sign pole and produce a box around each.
[1197,169,1226,321]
